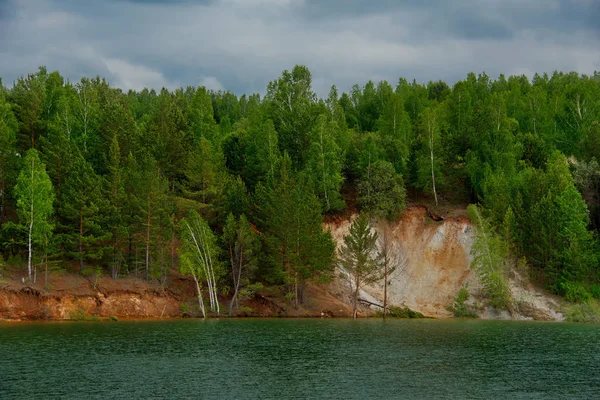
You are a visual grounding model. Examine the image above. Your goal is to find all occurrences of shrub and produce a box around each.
[450,287,478,318]
[69,308,86,321]
[388,306,425,318]
[559,280,592,303]
[565,301,600,323]
[589,284,600,300]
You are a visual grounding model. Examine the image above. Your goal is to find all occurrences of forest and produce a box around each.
[1,65,600,310]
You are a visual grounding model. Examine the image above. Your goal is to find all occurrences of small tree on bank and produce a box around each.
[377,223,407,319]
[223,213,259,316]
[339,213,383,319]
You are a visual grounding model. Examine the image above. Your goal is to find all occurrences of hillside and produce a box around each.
[1,205,564,321]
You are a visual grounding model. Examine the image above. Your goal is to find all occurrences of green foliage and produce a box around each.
[59,153,109,269]
[450,286,478,318]
[589,284,600,300]
[558,281,592,303]
[266,65,318,168]
[386,306,425,319]
[338,213,381,287]
[2,65,600,306]
[14,148,55,279]
[564,301,600,323]
[467,204,512,310]
[357,160,406,220]
[259,154,335,292]
[339,213,383,317]
[306,115,345,212]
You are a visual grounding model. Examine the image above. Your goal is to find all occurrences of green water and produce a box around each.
[1,319,599,399]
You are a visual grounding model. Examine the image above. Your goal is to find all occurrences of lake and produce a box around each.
[1,319,600,399]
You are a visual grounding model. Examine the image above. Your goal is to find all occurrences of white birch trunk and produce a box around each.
[428,118,438,207]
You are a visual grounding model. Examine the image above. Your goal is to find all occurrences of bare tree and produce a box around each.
[377,222,408,319]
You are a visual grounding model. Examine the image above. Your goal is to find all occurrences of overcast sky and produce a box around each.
[0,0,599,96]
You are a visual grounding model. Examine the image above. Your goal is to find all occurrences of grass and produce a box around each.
[564,300,600,323]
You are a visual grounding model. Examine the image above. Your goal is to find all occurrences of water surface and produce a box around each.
[1,319,599,399]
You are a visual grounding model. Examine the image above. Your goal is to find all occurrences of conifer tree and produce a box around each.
[0,86,18,225]
[59,153,110,270]
[338,213,382,319]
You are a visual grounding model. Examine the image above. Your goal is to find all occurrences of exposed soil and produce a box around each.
[0,270,354,321]
[1,204,563,321]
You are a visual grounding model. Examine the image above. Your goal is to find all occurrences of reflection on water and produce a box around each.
[1,319,600,399]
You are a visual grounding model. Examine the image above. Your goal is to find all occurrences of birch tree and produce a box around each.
[180,211,222,317]
[14,149,55,282]
[74,78,100,154]
[306,115,344,212]
[266,65,318,168]
[416,106,443,206]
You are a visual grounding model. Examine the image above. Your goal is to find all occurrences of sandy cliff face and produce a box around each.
[327,206,475,317]
[327,205,563,320]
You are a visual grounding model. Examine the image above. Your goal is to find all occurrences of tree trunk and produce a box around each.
[0,172,5,225]
[353,277,360,320]
[27,219,33,282]
[383,261,388,320]
[79,213,84,271]
[429,122,438,207]
[146,202,151,281]
[44,254,48,289]
[229,246,244,317]
[294,274,299,310]
[192,273,206,319]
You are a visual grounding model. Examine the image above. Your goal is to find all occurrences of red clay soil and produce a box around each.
[0,269,354,321]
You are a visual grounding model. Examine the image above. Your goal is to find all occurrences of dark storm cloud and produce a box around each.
[0,0,598,96]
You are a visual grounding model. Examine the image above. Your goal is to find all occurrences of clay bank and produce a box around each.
[1,206,563,321]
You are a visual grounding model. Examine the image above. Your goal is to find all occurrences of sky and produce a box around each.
[0,0,599,96]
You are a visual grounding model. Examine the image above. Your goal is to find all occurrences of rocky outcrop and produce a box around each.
[326,205,564,320]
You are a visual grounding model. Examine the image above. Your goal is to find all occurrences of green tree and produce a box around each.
[184,137,226,216]
[59,153,110,271]
[0,86,18,225]
[14,149,55,281]
[467,204,512,310]
[223,213,259,316]
[180,211,223,317]
[376,91,412,174]
[306,115,345,212]
[10,66,47,150]
[260,154,335,308]
[357,160,406,220]
[415,106,443,206]
[338,213,382,319]
[266,65,318,167]
[129,154,171,281]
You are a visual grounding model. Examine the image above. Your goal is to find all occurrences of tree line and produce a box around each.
[1,65,599,308]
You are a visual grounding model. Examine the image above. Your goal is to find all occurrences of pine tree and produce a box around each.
[0,86,18,225]
[338,213,382,319]
[59,153,110,271]
[261,154,335,308]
